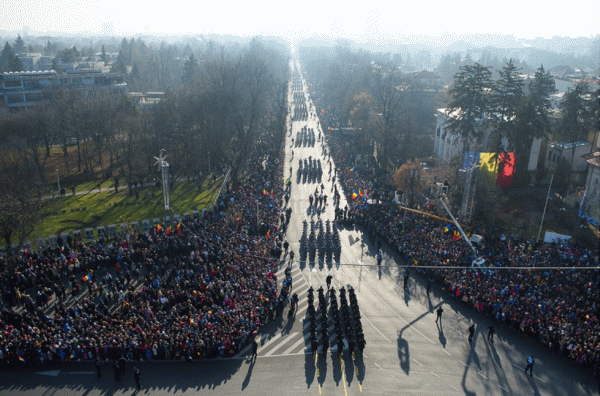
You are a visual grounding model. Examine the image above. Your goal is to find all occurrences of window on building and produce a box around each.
[3,80,22,88]
[6,94,23,103]
[24,80,39,89]
[25,93,41,103]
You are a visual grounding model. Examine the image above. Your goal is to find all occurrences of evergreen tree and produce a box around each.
[529,65,556,114]
[491,59,525,151]
[13,35,25,54]
[446,62,493,151]
[182,54,199,85]
[559,82,593,185]
[0,42,11,72]
[0,42,22,72]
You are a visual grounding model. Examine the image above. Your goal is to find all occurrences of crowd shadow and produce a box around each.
[0,358,246,396]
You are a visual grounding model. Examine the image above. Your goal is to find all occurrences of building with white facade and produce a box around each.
[434,108,543,171]
[0,70,127,110]
[433,108,493,161]
[580,148,600,224]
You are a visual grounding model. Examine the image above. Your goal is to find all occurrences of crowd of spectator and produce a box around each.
[325,129,600,373]
[0,140,286,366]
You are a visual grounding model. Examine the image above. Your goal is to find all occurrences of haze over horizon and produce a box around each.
[2,0,599,43]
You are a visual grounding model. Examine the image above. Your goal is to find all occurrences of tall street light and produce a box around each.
[56,169,61,194]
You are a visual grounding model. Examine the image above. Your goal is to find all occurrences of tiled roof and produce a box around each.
[581,148,600,167]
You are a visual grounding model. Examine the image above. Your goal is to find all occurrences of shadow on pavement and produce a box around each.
[304,352,316,388]
[241,357,255,390]
[397,330,410,375]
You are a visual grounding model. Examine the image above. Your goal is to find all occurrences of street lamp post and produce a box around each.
[56,169,60,194]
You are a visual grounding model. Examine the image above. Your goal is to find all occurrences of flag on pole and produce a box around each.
[265,229,271,239]
[359,189,363,197]
[452,231,460,241]
[444,224,451,233]
[352,190,358,200]
[166,226,172,235]
[262,189,267,196]
[156,224,162,233]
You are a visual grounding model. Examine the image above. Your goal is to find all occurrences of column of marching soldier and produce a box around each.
[305,284,366,355]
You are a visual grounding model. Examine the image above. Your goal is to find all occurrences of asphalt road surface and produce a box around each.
[1,61,597,396]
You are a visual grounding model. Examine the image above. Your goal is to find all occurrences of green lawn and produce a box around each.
[29,177,222,243]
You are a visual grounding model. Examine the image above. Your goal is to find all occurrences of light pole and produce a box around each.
[153,149,170,210]
[56,169,60,193]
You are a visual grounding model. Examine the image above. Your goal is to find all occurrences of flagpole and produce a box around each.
[537,174,554,242]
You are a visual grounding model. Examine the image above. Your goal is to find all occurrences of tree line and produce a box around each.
[446,60,599,186]
[298,44,447,170]
[0,38,289,249]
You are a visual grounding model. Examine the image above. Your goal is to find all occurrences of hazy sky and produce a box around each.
[2,0,599,41]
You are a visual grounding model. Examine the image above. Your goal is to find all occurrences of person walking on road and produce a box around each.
[95,357,103,378]
[288,250,295,266]
[488,324,495,343]
[435,306,443,323]
[426,278,432,295]
[283,240,289,255]
[113,360,121,382]
[118,356,127,378]
[468,324,475,343]
[252,339,258,359]
[525,355,534,377]
[326,274,333,290]
[133,367,141,390]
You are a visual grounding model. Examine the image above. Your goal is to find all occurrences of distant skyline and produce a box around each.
[1,0,599,42]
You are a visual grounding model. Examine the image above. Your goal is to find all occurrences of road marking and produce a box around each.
[430,371,441,379]
[281,337,307,355]
[510,363,547,383]
[340,354,348,396]
[441,348,452,356]
[412,358,423,367]
[37,370,60,377]
[460,361,469,367]
[37,370,95,376]
[362,313,392,343]
[498,384,509,391]
[259,331,297,353]
[477,372,488,379]
[357,261,370,274]
[348,265,435,344]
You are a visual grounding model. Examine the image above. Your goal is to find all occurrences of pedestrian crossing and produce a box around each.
[246,263,359,358]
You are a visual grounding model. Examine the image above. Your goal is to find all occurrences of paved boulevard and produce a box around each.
[0,61,596,396]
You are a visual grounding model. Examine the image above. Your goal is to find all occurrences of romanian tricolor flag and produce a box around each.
[352,190,359,200]
[262,189,268,196]
[452,231,460,241]
[166,226,172,235]
[265,229,271,239]
[156,224,162,232]
[444,224,451,233]
[359,189,363,197]
[270,189,274,196]
[176,222,182,235]
[82,275,90,282]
